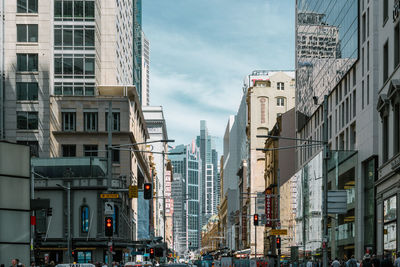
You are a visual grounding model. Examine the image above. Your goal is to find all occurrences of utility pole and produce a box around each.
[254,196,257,259]
[322,95,329,267]
[107,101,113,267]
[162,150,167,261]
[67,181,71,263]
[277,169,281,267]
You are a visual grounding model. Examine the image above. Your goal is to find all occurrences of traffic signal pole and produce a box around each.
[107,101,113,267]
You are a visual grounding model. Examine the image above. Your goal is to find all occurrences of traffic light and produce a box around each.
[71,250,77,262]
[253,214,259,226]
[144,183,153,199]
[150,248,155,259]
[276,237,281,249]
[105,216,113,237]
[47,207,53,217]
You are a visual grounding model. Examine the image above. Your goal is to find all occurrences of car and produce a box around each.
[56,264,95,267]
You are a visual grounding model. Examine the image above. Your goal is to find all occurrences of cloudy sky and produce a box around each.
[142,0,295,152]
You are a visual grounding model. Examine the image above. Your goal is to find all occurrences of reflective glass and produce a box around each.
[17,25,27,42]
[85,30,94,46]
[28,54,38,71]
[64,86,73,96]
[85,58,95,74]
[28,83,38,100]
[63,29,73,46]
[74,57,84,74]
[16,83,27,100]
[17,0,27,13]
[54,0,62,17]
[75,87,84,96]
[28,25,38,42]
[54,57,62,74]
[28,0,38,13]
[74,1,84,17]
[54,29,62,46]
[85,86,94,96]
[28,112,38,129]
[296,0,358,117]
[17,112,28,129]
[17,54,27,72]
[74,30,84,46]
[64,57,73,74]
[63,1,73,17]
[85,1,95,18]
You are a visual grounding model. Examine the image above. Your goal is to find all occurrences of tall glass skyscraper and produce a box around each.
[196,120,219,227]
[170,142,201,254]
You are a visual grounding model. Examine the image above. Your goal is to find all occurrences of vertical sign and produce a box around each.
[165,170,173,214]
[265,188,272,227]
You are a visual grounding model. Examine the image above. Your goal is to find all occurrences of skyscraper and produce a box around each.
[196,120,219,226]
[169,142,201,255]
[0,0,143,156]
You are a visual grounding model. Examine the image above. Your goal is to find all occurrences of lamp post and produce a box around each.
[56,183,71,263]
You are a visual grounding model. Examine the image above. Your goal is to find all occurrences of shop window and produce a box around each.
[383,196,397,252]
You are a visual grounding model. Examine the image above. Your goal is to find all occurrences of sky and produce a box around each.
[142,0,295,153]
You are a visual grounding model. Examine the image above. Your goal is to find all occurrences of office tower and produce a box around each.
[141,31,150,106]
[170,142,201,255]
[196,120,219,226]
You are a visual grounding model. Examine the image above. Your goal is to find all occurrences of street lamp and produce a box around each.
[56,183,71,263]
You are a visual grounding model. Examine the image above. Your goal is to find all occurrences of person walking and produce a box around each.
[362,254,373,267]
[394,252,400,267]
[332,258,341,267]
[372,255,381,267]
[381,254,393,267]
[347,255,357,267]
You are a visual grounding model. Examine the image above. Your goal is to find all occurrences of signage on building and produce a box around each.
[256,192,265,214]
[394,0,400,22]
[270,229,288,235]
[165,170,173,214]
[100,193,120,199]
[265,188,273,227]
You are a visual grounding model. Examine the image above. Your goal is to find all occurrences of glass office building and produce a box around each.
[296,0,358,119]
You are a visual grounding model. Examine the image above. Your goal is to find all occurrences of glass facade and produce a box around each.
[296,0,358,118]
[383,195,397,253]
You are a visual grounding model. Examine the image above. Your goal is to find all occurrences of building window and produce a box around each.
[106,145,120,163]
[54,82,95,96]
[394,103,400,155]
[277,82,284,90]
[17,54,38,72]
[62,112,76,131]
[383,41,389,82]
[105,112,120,131]
[17,111,38,130]
[395,24,400,68]
[54,25,95,50]
[17,24,38,43]
[362,13,366,43]
[260,98,266,124]
[54,54,95,78]
[16,140,39,157]
[62,144,76,157]
[84,145,98,157]
[84,112,97,131]
[16,82,38,101]
[54,0,95,21]
[276,97,285,107]
[383,195,396,253]
[383,115,389,163]
[17,0,38,13]
[81,206,89,233]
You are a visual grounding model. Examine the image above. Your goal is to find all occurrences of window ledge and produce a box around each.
[16,13,38,17]
[17,100,39,104]
[16,71,39,75]
[16,42,39,46]
[16,130,39,133]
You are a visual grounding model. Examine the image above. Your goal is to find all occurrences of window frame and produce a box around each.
[62,112,76,132]
[17,0,38,14]
[62,144,76,157]
[17,53,38,72]
[17,111,38,130]
[83,144,98,157]
[17,24,38,43]
[277,82,285,91]
[16,82,38,101]
[84,112,98,132]
[276,97,285,107]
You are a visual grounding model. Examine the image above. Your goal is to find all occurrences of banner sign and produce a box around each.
[265,188,272,227]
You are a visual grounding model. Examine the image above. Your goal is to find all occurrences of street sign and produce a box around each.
[327,190,347,214]
[104,202,115,215]
[100,193,119,199]
[270,229,288,235]
[129,185,138,198]
[265,189,273,227]
[256,192,265,214]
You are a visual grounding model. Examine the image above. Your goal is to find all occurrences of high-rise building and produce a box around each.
[196,120,219,226]
[169,142,201,255]
[295,0,384,259]
[141,32,150,106]
[0,0,143,156]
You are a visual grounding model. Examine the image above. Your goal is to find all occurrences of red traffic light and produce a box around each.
[106,218,112,227]
[253,214,259,225]
[276,237,280,244]
[145,184,151,190]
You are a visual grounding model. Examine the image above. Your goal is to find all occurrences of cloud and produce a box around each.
[142,0,295,153]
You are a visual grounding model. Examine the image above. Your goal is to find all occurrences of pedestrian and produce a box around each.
[332,258,341,267]
[2,263,5,267]
[372,255,381,267]
[394,252,400,267]
[381,254,393,267]
[307,258,313,267]
[347,255,357,267]
[10,259,17,267]
[362,254,373,267]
